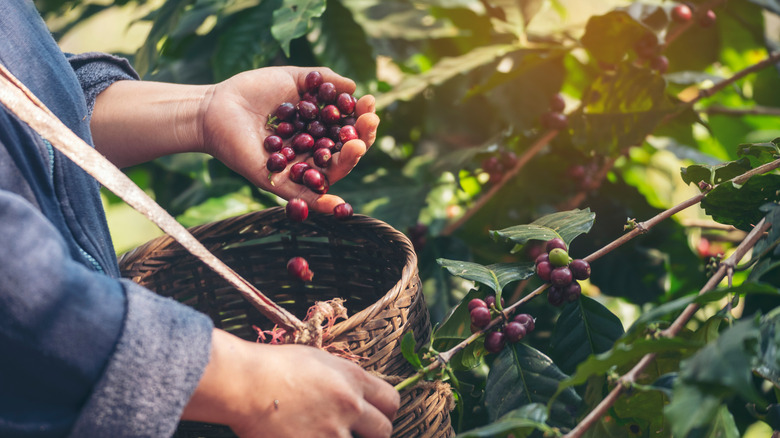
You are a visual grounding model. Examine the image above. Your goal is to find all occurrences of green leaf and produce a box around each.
[580,10,652,65]
[491,208,595,248]
[455,403,553,438]
[694,405,740,438]
[570,63,676,156]
[549,296,625,375]
[485,343,582,429]
[271,0,327,58]
[135,0,194,77]
[700,174,780,231]
[340,0,462,41]
[400,331,423,370]
[375,44,524,110]
[665,383,725,438]
[436,259,535,295]
[558,337,701,392]
[212,1,281,81]
[680,157,752,187]
[755,309,780,388]
[314,0,376,88]
[737,140,780,167]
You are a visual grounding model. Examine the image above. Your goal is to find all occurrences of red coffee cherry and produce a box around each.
[333,203,353,220]
[286,198,309,222]
[287,256,314,281]
[484,331,506,354]
[289,162,310,184]
[504,321,527,343]
[304,71,323,93]
[470,306,492,329]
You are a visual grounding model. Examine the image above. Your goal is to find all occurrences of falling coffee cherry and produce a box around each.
[286,198,308,222]
[333,203,353,220]
[287,256,314,281]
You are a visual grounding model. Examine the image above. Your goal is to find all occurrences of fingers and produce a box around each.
[350,401,394,438]
[354,112,379,148]
[355,94,376,116]
[360,373,401,421]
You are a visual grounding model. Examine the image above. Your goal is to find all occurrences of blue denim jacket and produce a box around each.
[0,2,213,437]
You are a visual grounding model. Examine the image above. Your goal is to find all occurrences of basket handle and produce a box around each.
[0,63,307,335]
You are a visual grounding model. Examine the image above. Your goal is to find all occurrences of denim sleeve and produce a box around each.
[0,191,213,438]
[65,52,140,118]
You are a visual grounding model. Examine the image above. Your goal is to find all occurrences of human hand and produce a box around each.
[200,67,378,214]
[183,329,399,438]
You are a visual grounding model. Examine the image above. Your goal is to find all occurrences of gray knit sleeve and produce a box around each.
[67,279,213,438]
[66,52,140,117]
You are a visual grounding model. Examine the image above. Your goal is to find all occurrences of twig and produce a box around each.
[688,51,780,105]
[565,217,771,438]
[441,129,559,236]
[679,218,740,232]
[704,105,780,117]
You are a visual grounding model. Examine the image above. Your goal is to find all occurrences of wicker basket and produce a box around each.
[118,207,454,437]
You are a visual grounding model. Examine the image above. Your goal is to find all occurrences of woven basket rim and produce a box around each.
[119,207,419,340]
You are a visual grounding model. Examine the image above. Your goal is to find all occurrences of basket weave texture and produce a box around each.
[118,207,454,437]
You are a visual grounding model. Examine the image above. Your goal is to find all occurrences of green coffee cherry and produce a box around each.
[548,248,571,267]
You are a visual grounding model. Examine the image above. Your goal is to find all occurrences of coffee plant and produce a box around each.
[39,0,780,435]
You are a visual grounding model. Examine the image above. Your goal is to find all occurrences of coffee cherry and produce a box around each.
[318,82,338,104]
[549,93,566,112]
[327,125,341,142]
[303,168,329,194]
[292,133,315,154]
[313,147,332,168]
[266,152,287,172]
[287,256,314,281]
[320,104,341,125]
[304,71,323,93]
[276,121,295,139]
[504,321,527,343]
[541,111,568,130]
[314,137,335,151]
[293,116,306,132]
[634,32,658,59]
[550,266,573,287]
[333,202,353,220]
[289,162,311,184]
[570,259,591,280]
[513,314,535,332]
[333,141,344,152]
[274,102,296,121]
[548,248,570,267]
[470,306,492,329]
[297,100,319,121]
[564,281,582,302]
[280,146,296,162]
[264,135,283,153]
[484,331,506,354]
[286,198,309,222]
[482,156,503,174]
[546,238,567,252]
[485,295,504,309]
[535,253,550,265]
[339,125,359,143]
[699,9,716,27]
[301,91,318,104]
[672,4,693,22]
[548,286,565,307]
[536,260,553,282]
[651,55,669,74]
[336,93,356,115]
[468,298,488,312]
[341,116,357,126]
[307,120,327,139]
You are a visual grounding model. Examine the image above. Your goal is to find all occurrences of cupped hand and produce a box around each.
[200,67,378,214]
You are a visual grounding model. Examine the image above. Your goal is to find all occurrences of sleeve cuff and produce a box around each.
[67,280,213,438]
[66,52,140,118]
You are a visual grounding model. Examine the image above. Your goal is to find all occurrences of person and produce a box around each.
[0,2,399,437]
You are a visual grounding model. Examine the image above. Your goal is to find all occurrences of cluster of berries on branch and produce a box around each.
[468,295,536,354]
[480,149,519,185]
[534,238,591,307]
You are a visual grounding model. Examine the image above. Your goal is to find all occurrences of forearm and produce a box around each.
[91,80,213,167]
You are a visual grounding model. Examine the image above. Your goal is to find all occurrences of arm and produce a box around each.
[182,329,400,438]
[90,67,380,213]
